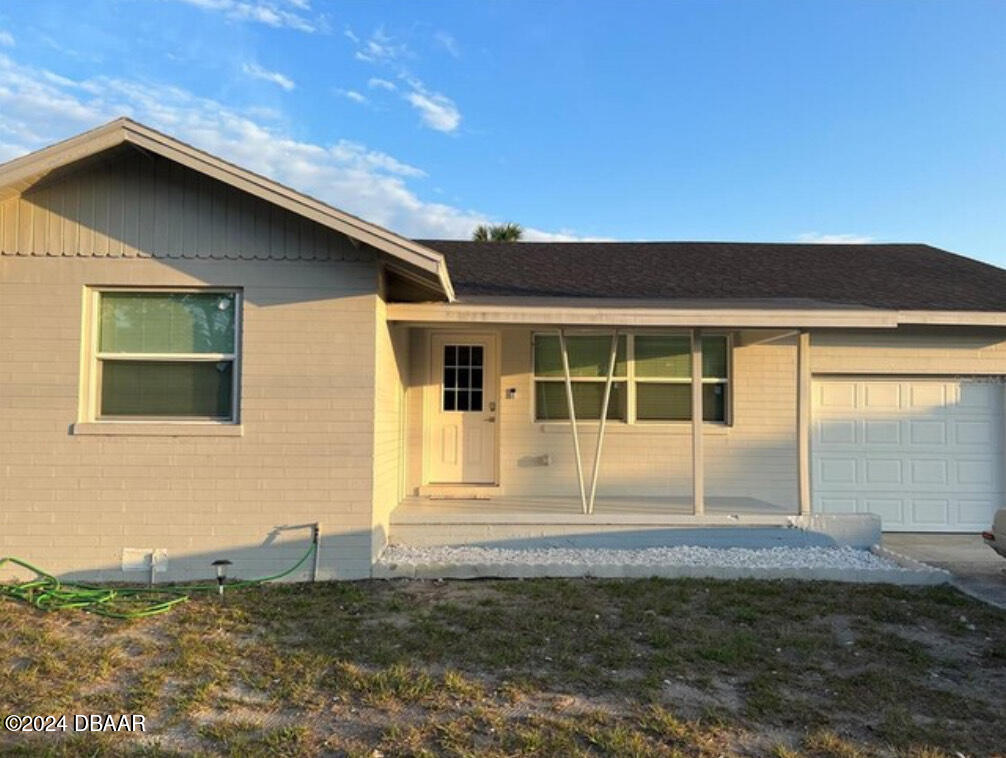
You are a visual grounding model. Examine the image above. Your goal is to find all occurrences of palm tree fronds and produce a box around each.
[472,222,523,242]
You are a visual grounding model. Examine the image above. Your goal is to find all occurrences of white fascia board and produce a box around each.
[896,311,1006,326]
[386,302,900,328]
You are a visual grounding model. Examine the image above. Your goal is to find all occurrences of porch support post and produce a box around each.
[587,330,619,514]
[691,328,704,515]
[797,329,811,515]
[558,329,588,514]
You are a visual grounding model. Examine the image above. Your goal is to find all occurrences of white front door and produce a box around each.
[812,377,1004,531]
[428,334,498,483]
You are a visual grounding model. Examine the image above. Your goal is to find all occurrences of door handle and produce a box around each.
[486,416,496,423]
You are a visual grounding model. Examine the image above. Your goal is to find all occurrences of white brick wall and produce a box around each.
[371,295,408,558]
[0,256,381,581]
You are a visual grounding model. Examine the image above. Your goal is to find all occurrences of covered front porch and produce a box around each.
[382,296,895,545]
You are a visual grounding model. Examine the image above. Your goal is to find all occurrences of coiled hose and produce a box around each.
[0,542,317,619]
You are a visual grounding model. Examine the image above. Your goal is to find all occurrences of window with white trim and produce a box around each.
[532,333,730,424]
[533,335,627,421]
[90,290,240,421]
[633,335,728,422]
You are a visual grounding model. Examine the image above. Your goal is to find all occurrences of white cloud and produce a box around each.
[329,139,425,178]
[404,82,461,133]
[171,0,316,33]
[242,62,295,90]
[0,52,584,240]
[347,28,462,136]
[435,31,460,58]
[0,30,14,47]
[352,27,407,64]
[796,232,876,244]
[336,89,367,104]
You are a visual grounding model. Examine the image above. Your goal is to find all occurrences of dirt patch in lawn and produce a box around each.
[1,577,1004,757]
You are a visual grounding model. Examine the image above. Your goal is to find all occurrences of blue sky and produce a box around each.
[0,1,1004,262]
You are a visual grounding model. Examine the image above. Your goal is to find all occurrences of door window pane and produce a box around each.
[534,335,627,377]
[100,360,233,418]
[100,292,236,354]
[535,382,627,421]
[442,344,485,411]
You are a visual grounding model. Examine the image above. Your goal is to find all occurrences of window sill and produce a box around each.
[538,422,730,436]
[71,422,244,437]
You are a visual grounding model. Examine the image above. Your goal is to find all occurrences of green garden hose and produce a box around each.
[0,541,317,620]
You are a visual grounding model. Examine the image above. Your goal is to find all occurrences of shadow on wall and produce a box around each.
[0,524,384,584]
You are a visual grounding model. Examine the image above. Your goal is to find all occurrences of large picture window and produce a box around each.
[533,332,730,424]
[92,290,240,421]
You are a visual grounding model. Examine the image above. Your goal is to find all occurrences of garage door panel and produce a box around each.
[959,383,994,408]
[865,420,900,444]
[909,383,948,410]
[910,459,948,485]
[865,459,902,484]
[818,419,857,444]
[819,382,858,409]
[955,420,994,446]
[909,420,946,445]
[818,457,857,485]
[813,378,1003,532]
[912,499,950,525]
[864,382,901,409]
[864,498,905,525]
[955,459,995,485]
[958,499,997,527]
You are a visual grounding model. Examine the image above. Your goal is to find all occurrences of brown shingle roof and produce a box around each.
[416,241,1006,311]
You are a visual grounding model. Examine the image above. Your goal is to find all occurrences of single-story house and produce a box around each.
[2,118,1006,581]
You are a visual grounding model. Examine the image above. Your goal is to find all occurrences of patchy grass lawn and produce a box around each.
[1,578,1004,757]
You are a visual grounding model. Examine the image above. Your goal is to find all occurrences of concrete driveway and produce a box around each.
[883,533,1006,608]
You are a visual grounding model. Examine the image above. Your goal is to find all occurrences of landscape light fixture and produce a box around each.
[211,559,233,597]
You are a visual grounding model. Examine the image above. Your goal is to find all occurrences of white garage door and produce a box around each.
[812,378,1003,532]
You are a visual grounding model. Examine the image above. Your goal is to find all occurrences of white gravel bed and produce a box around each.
[379,544,905,571]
